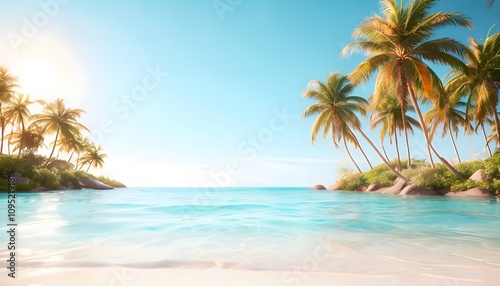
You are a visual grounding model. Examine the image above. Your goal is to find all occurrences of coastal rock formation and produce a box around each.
[14,172,30,184]
[399,184,440,196]
[446,187,494,198]
[81,177,113,190]
[356,185,368,192]
[365,182,382,192]
[327,181,343,190]
[70,177,83,189]
[381,178,407,195]
[469,169,486,182]
[31,186,49,192]
[311,185,326,190]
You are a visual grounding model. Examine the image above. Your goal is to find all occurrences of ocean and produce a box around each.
[1,187,500,285]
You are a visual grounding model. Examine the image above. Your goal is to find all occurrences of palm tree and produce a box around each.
[302,72,407,181]
[342,0,471,178]
[8,123,45,156]
[73,137,91,170]
[371,95,420,170]
[78,143,108,173]
[424,100,471,163]
[32,99,89,166]
[0,67,17,154]
[302,73,372,173]
[446,32,500,148]
[3,94,33,157]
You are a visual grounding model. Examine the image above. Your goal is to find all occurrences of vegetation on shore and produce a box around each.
[338,151,500,195]
[0,67,123,190]
[302,0,500,191]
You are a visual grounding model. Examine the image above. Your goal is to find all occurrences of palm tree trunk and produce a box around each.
[407,85,463,178]
[358,144,373,170]
[406,84,435,167]
[0,113,4,155]
[400,104,411,169]
[45,127,60,166]
[403,122,411,169]
[381,140,390,162]
[481,123,493,156]
[490,103,500,148]
[343,137,362,173]
[68,150,75,162]
[448,122,461,163]
[86,162,92,173]
[394,133,401,171]
[355,127,409,182]
[17,121,25,158]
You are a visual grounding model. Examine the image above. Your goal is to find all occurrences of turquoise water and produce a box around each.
[1,187,500,280]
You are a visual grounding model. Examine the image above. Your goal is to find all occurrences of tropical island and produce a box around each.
[303,0,500,197]
[0,67,125,191]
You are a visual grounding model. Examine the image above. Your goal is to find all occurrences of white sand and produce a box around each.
[1,266,499,286]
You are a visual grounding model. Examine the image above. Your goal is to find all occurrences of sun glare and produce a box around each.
[8,35,86,105]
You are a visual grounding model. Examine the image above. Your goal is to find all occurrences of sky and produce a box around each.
[0,0,499,187]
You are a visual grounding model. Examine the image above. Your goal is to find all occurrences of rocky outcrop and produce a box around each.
[80,177,113,190]
[469,169,486,182]
[70,177,83,189]
[311,185,326,190]
[14,172,30,184]
[446,187,494,198]
[400,184,440,196]
[356,185,368,192]
[365,182,382,192]
[31,186,49,192]
[381,178,407,195]
[327,181,343,190]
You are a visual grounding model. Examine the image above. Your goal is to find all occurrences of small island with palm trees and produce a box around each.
[303,0,500,197]
[0,67,125,191]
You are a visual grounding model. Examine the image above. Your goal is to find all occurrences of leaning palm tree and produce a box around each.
[32,99,89,166]
[73,136,91,170]
[78,143,108,173]
[3,94,34,157]
[446,32,500,147]
[0,67,17,154]
[302,72,407,181]
[342,0,472,178]
[302,73,373,173]
[424,100,471,163]
[371,95,420,170]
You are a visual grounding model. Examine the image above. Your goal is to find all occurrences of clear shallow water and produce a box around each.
[1,187,500,280]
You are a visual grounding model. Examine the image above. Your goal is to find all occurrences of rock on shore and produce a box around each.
[80,177,114,190]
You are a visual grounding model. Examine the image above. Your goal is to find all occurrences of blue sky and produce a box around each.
[0,0,499,187]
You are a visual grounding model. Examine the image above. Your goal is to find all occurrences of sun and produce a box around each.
[8,35,86,106]
[12,60,60,100]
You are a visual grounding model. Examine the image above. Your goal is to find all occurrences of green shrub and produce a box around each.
[455,160,485,178]
[363,164,397,186]
[96,176,126,188]
[47,159,74,172]
[483,152,500,180]
[0,155,36,179]
[33,168,60,190]
[58,171,76,187]
[402,165,460,189]
[341,173,366,191]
